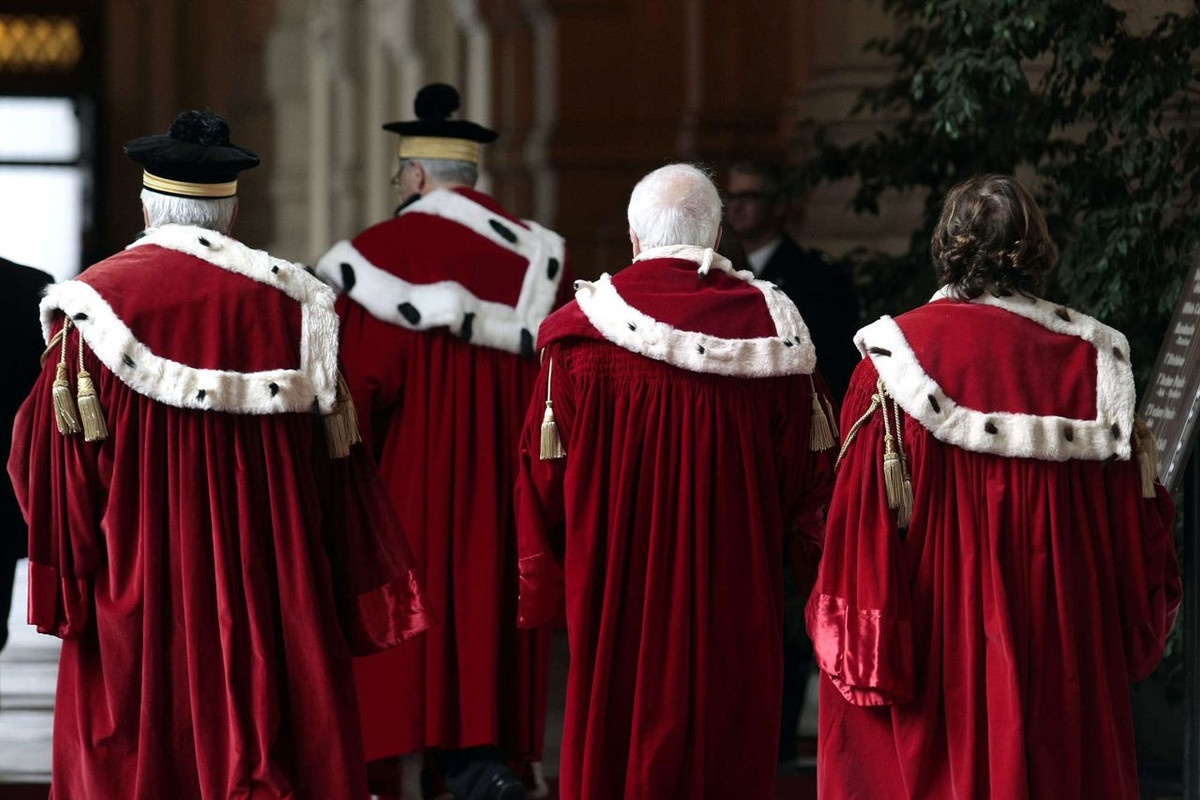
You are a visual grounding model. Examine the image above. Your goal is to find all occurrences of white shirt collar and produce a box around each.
[746,235,784,276]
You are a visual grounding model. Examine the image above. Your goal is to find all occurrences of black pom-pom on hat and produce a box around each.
[383,83,498,145]
[414,83,460,121]
[124,109,259,195]
[167,110,232,147]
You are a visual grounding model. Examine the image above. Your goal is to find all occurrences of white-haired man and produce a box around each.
[9,110,432,800]
[316,84,569,800]
[514,163,836,799]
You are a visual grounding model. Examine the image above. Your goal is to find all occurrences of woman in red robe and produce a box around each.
[808,174,1181,799]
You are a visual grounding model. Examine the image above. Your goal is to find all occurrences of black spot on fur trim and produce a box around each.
[547,258,560,281]
[1111,423,1120,439]
[122,354,136,368]
[573,279,583,291]
[311,397,321,414]
[519,328,535,359]
[198,236,211,248]
[72,313,88,321]
[697,344,705,354]
[271,265,279,274]
[489,219,518,244]
[269,382,279,397]
[1064,426,1074,442]
[927,394,941,413]
[1055,307,1071,323]
[783,339,794,347]
[340,262,356,293]
[460,313,475,342]
[1112,346,1124,361]
[867,347,892,357]
[397,302,421,325]
[984,421,998,434]
[196,389,206,401]
[627,321,637,331]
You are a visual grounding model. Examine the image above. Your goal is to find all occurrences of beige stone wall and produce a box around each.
[265,0,490,264]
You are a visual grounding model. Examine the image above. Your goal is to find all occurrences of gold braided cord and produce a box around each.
[835,393,881,470]
[41,326,65,367]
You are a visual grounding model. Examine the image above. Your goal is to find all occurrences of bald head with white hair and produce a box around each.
[627,163,723,255]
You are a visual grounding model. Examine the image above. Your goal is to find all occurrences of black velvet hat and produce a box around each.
[124,110,259,198]
[383,84,497,164]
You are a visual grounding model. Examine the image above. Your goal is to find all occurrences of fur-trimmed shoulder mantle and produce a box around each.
[40,224,340,415]
[315,188,566,357]
[856,288,1137,461]
[573,245,816,377]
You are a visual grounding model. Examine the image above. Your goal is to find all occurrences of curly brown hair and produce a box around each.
[930,174,1058,300]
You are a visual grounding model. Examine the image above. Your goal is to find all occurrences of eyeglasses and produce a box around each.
[723,191,767,204]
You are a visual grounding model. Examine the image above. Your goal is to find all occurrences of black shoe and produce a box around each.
[482,772,527,800]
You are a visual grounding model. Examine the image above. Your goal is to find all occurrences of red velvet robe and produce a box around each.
[515,246,836,800]
[808,293,1181,800]
[315,187,569,763]
[9,225,432,800]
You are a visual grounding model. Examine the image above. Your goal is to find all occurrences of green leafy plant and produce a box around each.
[800,0,1200,388]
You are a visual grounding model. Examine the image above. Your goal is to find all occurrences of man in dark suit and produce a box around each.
[725,160,860,401]
[0,255,53,657]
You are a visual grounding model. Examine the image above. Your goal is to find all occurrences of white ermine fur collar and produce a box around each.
[574,245,816,377]
[40,224,339,415]
[856,288,1136,461]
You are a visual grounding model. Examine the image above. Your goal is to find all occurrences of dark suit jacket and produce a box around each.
[1,257,53,562]
[758,234,860,402]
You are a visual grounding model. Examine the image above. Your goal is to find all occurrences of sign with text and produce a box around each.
[1141,264,1200,492]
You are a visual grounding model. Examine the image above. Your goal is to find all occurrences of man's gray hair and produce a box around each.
[402,158,478,188]
[140,189,238,234]
[627,163,722,250]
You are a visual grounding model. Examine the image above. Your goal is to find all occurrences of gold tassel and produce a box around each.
[325,372,361,459]
[883,436,904,511]
[539,357,565,461]
[337,373,362,449]
[879,380,913,529]
[51,319,80,436]
[1134,415,1159,499]
[809,376,835,452]
[75,335,107,442]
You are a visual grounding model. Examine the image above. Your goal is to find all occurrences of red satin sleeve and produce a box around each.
[806,359,914,706]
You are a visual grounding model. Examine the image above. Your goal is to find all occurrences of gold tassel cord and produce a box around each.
[835,394,880,470]
[75,333,108,442]
[891,390,914,529]
[325,372,362,459]
[51,318,81,436]
[539,357,566,461]
[1134,415,1159,499]
[337,373,362,449]
[808,374,836,452]
[879,386,903,512]
[40,327,65,367]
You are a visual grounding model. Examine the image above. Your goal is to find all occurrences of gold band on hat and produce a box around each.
[397,137,481,164]
[142,170,238,198]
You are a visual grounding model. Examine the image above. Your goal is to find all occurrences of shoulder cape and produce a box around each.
[41,224,339,415]
[857,288,1136,461]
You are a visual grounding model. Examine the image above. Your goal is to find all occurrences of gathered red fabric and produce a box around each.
[809,301,1181,800]
[337,188,571,764]
[10,244,432,800]
[516,255,835,800]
